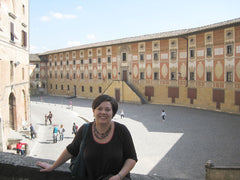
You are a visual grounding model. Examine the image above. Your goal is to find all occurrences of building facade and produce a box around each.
[29,54,48,95]
[0,0,30,151]
[34,18,240,114]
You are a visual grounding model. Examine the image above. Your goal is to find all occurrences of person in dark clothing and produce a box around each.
[30,123,37,139]
[36,94,137,180]
[72,122,78,135]
[48,111,53,125]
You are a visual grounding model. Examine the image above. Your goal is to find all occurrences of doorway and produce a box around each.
[74,85,77,96]
[123,70,128,82]
[9,93,16,130]
[115,89,120,102]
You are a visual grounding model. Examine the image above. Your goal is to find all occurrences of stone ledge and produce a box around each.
[0,152,170,180]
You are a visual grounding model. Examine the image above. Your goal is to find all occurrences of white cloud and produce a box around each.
[76,6,83,10]
[66,41,81,47]
[40,16,51,21]
[40,12,77,21]
[50,12,77,20]
[87,34,96,40]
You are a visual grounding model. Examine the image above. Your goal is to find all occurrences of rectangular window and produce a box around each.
[122,53,127,61]
[73,59,76,65]
[61,73,63,79]
[10,22,15,42]
[140,53,144,61]
[82,86,84,92]
[50,84,52,89]
[36,73,39,79]
[226,72,233,82]
[55,73,57,79]
[67,85,70,91]
[89,58,92,64]
[226,44,233,56]
[73,73,76,79]
[90,86,93,93]
[10,61,14,82]
[140,72,144,79]
[153,52,159,60]
[22,30,27,47]
[108,57,111,63]
[81,73,84,79]
[171,72,177,80]
[190,49,195,58]
[22,68,24,80]
[66,73,69,79]
[190,72,194,80]
[108,73,111,79]
[98,73,101,79]
[206,72,212,81]
[98,57,101,64]
[61,85,63,90]
[89,73,92,79]
[81,59,84,64]
[206,47,212,57]
[55,84,58,90]
[170,51,177,60]
[154,72,159,80]
[99,87,102,93]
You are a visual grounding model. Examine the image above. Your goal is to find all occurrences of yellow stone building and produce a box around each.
[33,18,240,114]
[0,0,30,151]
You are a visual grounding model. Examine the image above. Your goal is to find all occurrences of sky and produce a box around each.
[29,0,240,54]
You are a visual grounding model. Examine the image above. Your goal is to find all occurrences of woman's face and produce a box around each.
[93,101,113,125]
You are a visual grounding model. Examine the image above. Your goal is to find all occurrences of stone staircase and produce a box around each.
[125,81,148,104]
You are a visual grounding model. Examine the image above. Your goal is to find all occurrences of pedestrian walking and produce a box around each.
[16,141,27,156]
[161,109,166,121]
[48,111,53,125]
[30,123,37,139]
[120,109,125,119]
[58,124,65,141]
[53,125,58,143]
[45,114,48,126]
[72,123,78,135]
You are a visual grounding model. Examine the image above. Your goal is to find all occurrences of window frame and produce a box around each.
[226,71,233,82]
[226,44,233,56]
[140,53,145,61]
[153,52,159,61]
[170,50,177,60]
[206,47,212,57]
[171,72,177,80]
[140,72,145,79]
[206,72,212,81]
[190,72,195,81]
[122,53,127,62]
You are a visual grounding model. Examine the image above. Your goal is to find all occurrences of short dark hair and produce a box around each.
[92,94,118,118]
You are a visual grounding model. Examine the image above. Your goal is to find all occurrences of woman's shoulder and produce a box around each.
[114,121,129,133]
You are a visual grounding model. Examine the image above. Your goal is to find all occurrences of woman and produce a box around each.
[36,95,137,180]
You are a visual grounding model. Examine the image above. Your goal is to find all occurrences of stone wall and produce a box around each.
[0,152,163,180]
[205,161,240,180]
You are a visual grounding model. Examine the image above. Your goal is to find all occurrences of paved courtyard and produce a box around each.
[29,95,240,180]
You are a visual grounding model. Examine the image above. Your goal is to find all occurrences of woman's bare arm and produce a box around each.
[36,148,72,172]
